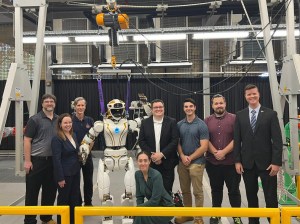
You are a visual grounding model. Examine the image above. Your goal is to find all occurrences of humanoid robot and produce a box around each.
[79,98,151,224]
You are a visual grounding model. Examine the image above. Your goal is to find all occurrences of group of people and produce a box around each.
[24,95,94,224]
[23,83,283,224]
[136,84,282,224]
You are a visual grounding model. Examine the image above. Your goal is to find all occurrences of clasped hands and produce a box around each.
[151,152,163,165]
[213,150,225,160]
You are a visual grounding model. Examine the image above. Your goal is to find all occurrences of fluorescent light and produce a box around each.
[97,69,132,74]
[98,63,141,68]
[23,36,70,43]
[257,30,300,37]
[228,60,278,65]
[23,37,37,43]
[75,35,128,42]
[133,34,186,41]
[44,37,70,43]
[147,62,192,68]
[49,64,93,68]
[259,72,269,77]
[193,31,249,39]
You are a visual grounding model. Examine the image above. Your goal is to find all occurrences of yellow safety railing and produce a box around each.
[281,207,300,224]
[74,206,280,224]
[0,206,69,224]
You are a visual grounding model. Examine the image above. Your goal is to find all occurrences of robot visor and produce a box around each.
[113,103,124,109]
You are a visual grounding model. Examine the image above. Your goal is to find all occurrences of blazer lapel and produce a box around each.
[160,117,167,140]
[244,108,254,135]
[254,107,264,133]
[149,118,156,146]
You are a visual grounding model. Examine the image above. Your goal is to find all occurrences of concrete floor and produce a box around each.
[0,151,298,224]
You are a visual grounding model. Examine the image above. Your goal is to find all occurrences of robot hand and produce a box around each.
[79,144,90,165]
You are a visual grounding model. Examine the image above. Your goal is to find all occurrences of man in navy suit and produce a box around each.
[138,99,179,193]
[234,84,283,224]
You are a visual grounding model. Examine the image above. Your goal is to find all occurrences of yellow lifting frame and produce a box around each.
[74,207,280,224]
[0,206,69,224]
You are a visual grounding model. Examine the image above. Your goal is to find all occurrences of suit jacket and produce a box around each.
[138,115,179,169]
[233,106,283,170]
[51,134,81,182]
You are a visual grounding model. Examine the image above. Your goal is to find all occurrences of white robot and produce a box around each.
[79,98,151,224]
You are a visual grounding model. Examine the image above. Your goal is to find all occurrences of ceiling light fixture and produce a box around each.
[228,60,278,65]
[98,63,141,68]
[48,64,93,69]
[147,62,192,68]
[23,36,71,43]
[75,35,128,42]
[193,31,249,39]
[257,30,300,37]
[133,33,187,41]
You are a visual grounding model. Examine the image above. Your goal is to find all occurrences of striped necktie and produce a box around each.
[250,109,256,132]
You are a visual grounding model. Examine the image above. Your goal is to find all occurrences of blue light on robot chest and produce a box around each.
[114,127,120,134]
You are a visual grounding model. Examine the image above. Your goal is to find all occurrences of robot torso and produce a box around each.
[103,118,128,147]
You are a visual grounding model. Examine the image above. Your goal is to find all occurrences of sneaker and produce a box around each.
[210,217,220,224]
[233,217,243,224]
[41,220,56,224]
[174,216,194,224]
[194,218,204,224]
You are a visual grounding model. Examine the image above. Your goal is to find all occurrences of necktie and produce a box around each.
[250,110,256,132]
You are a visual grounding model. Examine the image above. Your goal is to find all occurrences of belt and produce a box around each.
[31,156,52,160]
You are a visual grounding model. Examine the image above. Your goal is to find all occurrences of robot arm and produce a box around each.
[128,118,141,133]
[79,120,104,164]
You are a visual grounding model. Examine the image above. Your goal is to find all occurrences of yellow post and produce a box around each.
[75,207,280,224]
[0,206,69,224]
[281,207,300,224]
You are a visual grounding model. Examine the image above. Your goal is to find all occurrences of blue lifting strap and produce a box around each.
[97,77,105,115]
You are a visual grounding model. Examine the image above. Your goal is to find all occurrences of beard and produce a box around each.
[44,107,54,112]
[214,108,225,115]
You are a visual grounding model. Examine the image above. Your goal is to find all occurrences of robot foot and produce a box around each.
[120,193,133,206]
[122,217,134,224]
[102,216,113,224]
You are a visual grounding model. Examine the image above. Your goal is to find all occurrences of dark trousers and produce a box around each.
[152,163,175,194]
[243,165,278,224]
[57,171,81,224]
[24,157,57,224]
[206,161,241,208]
[80,154,94,205]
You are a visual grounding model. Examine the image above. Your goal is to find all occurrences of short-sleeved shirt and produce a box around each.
[72,115,94,143]
[24,110,58,157]
[204,112,236,165]
[177,116,209,164]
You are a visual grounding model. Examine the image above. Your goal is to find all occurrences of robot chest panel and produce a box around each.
[103,119,128,147]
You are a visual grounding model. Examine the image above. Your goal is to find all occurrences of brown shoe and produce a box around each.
[194,218,204,224]
[41,220,56,224]
[174,216,194,224]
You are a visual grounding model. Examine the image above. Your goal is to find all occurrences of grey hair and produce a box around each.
[73,97,87,106]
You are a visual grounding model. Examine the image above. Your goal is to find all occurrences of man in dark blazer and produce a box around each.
[138,99,179,193]
[234,84,283,224]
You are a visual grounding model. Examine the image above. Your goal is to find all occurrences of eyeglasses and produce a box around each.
[152,106,164,110]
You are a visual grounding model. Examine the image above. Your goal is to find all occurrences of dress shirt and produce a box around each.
[153,117,163,153]
[248,105,260,122]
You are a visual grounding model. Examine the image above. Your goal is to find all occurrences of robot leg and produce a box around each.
[97,159,114,224]
[121,157,135,224]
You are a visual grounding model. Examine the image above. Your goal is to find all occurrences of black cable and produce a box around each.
[116,0,290,96]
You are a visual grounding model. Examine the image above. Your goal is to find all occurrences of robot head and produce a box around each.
[107,99,125,120]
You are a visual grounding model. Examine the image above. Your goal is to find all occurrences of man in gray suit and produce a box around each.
[234,84,283,224]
